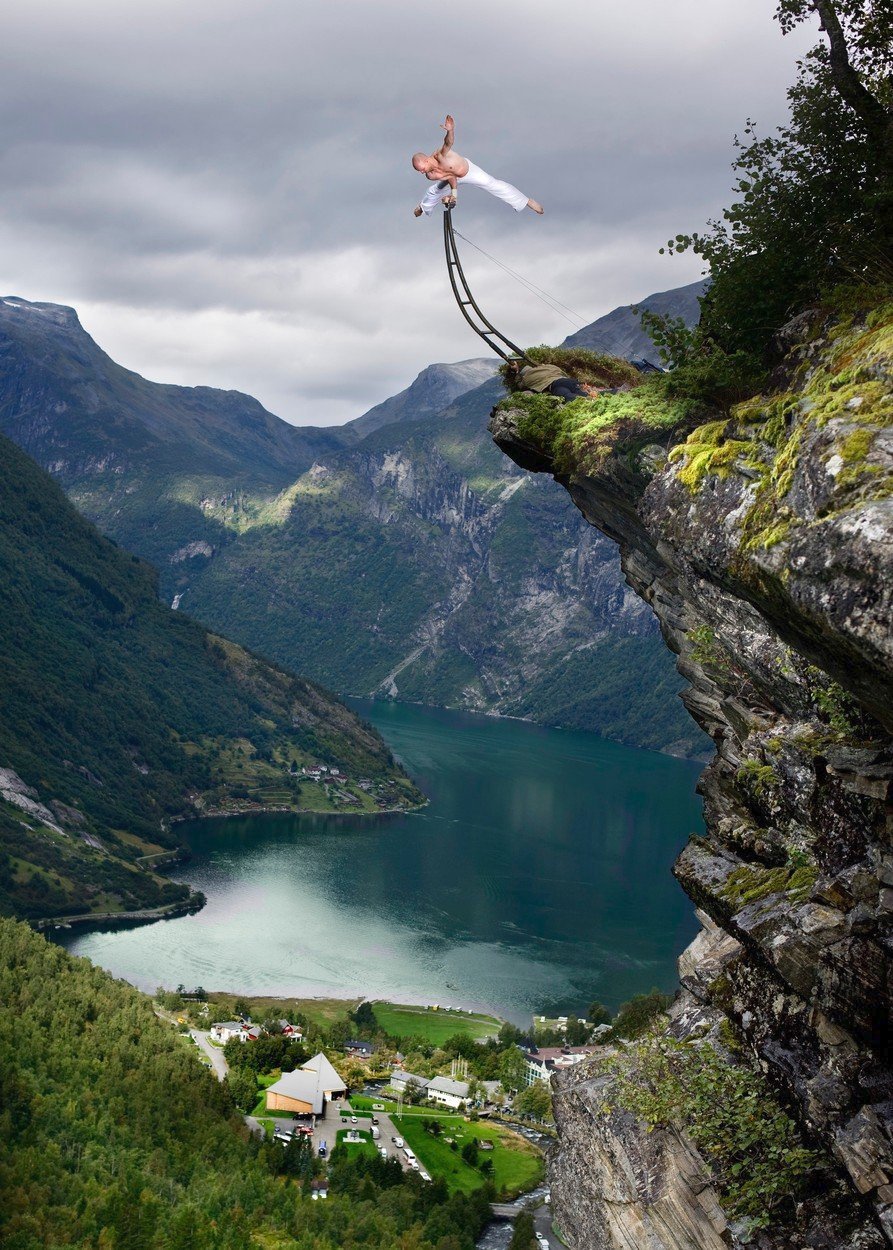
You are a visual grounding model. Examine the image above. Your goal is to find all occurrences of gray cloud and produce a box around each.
[0,0,818,424]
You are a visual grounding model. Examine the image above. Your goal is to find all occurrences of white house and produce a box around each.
[210,1021,247,1044]
[426,1076,470,1109]
[523,1046,598,1086]
[210,1020,264,1044]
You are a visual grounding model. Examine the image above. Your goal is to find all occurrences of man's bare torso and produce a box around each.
[426,149,469,180]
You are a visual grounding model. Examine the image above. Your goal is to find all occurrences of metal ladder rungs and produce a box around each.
[443,208,527,364]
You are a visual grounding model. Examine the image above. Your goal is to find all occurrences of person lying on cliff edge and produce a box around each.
[412,115,543,217]
[507,359,591,401]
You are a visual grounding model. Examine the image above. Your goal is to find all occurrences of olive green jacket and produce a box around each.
[518,363,568,392]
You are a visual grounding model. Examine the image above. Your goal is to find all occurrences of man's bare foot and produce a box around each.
[527,199,544,214]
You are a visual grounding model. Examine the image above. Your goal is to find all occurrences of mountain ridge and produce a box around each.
[0,430,420,923]
[0,288,708,757]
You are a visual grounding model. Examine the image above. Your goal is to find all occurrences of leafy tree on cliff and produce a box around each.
[659,0,891,377]
[611,988,673,1040]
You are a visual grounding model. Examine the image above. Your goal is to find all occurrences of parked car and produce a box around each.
[379,1147,388,1159]
[371,1116,379,1125]
[536,1235,549,1248]
[393,1137,404,1149]
[419,1170,431,1182]
[350,1115,358,1124]
[318,1141,327,1157]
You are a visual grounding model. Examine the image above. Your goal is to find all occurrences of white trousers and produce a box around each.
[419,159,529,215]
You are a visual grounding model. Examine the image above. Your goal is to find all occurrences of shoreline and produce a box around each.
[352,693,711,764]
[34,892,204,932]
[170,797,427,826]
[37,796,428,936]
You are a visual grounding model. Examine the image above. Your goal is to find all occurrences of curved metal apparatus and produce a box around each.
[442,204,530,363]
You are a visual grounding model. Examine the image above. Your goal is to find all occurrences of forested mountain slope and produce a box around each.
[0,916,492,1249]
[0,434,419,922]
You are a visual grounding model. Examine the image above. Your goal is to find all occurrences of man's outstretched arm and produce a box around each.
[438,114,455,156]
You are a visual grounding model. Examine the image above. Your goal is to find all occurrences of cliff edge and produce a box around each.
[490,305,892,1248]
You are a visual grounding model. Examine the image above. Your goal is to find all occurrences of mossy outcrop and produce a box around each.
[490,304,893,1248]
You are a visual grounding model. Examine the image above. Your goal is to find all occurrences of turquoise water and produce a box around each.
[58,701,705,1024]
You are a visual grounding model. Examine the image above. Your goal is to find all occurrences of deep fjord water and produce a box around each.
[59,701,705,1024]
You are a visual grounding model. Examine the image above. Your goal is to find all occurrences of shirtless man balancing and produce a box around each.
[412,115,543,217]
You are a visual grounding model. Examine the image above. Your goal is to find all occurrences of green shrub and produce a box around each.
[602,1033,823,1230]
[611,989,673,1040]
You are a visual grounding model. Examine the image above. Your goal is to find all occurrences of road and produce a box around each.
[191,1029,229,1081]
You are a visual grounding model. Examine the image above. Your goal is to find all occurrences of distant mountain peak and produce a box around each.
[347,357,500,437]
[562,278,707,361]
[1,296,83,331]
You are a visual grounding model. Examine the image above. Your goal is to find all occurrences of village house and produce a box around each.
[480,1080,502,1105]
[278,1019,304,1041]
[426,1076,470,1110]
[344,1039,376,1059]
[390,1071,430,1097]
[523,1045,599,1086]
[265,1052,347,1118]
[210,1021,263,1044]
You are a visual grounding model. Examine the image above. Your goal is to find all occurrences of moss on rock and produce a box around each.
[496,376,703,476]
[718,861,818,908]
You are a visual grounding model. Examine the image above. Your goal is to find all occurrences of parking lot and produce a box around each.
[267,1100,416,1172]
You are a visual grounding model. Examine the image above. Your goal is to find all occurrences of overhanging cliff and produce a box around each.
[490,307,892,1248]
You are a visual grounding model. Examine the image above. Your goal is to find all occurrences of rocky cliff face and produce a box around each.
[491,305,892,1247]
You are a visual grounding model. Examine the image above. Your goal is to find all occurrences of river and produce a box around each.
[58,701,705,1024]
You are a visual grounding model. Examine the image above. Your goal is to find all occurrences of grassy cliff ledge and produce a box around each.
[494,308,893,727]
[0,434,423,923]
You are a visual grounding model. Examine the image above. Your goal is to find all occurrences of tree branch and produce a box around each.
[811,0,890,157]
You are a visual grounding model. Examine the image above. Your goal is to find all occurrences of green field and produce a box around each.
[349,1094,461,1118]
[197,996,502,1041]
[204,992,362,1031]
[393,1114,543,1198]
[372,1002,502,1043]
[251,1071,280,1117]
[335,1128,379,1158]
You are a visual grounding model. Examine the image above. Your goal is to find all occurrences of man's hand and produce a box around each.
[413,206,423,217]
[441,194,457,207]
[439,114,455,155]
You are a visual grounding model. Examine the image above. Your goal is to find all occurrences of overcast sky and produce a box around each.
[0,1,818,425]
